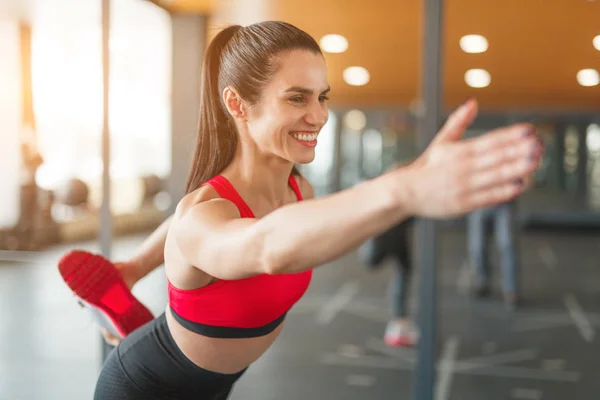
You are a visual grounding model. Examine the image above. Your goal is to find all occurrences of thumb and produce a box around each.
[430,98,478,146]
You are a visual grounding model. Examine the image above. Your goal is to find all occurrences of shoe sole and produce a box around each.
[384,336,417,348]
[58,250,154,339]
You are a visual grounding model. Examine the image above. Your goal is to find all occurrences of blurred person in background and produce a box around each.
[467,199,520,309]
[360,216,418,347]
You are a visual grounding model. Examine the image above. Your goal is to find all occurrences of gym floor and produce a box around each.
[1,227,599,399]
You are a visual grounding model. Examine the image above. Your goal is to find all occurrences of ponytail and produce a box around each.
[185,22,320,194]
[185,25,241,193]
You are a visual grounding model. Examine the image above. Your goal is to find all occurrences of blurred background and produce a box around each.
[0,0,599,399]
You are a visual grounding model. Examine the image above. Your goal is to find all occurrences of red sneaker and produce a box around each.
[58,250,153,339]
[384,321,419,348]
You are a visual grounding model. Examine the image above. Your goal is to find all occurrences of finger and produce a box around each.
[521,172,536,189]
[467,152,541,192]
[468,134,542,172]
[431,98,478,145]
[457,123,536,160]
[100,327,121,347]
[459,180,525,212]
[105,335,120,347]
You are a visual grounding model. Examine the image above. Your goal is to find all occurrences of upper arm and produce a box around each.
[172,196,266,280]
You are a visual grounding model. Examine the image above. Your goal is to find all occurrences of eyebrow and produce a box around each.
[285,86,331,95]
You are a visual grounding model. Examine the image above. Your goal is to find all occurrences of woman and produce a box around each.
[60,21,542,400]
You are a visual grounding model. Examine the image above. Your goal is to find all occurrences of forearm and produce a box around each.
[128,215,172,280]
[258,170,413,274]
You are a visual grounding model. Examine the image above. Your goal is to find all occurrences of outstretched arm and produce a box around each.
[174,99,543,279]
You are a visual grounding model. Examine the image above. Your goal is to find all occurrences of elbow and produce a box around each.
[251,223,290,275]
[260,250,288,275]
[258,242,291,275]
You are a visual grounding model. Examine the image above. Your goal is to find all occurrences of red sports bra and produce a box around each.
[168,175,313,338]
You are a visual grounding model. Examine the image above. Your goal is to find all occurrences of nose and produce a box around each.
[304,102,328,128]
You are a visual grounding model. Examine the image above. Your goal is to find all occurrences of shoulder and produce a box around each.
[175,183,241,224]
[291,171,315,200]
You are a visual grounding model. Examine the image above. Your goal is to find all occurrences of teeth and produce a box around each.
[291,132,318,141]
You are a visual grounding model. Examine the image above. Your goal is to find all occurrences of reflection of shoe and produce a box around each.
[384,321,419,347]
[58,250,154,339]
[503,292,521,311]
[472,284,491,298]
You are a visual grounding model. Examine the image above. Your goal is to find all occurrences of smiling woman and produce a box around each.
[59,20,543,400]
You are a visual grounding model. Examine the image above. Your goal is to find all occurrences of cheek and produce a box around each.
[264,111,297,144]
[249,117,283,148]
[275,115,301,146]
[248,102,303,149]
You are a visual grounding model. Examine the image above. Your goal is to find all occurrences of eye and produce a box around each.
[289,96,305,104]
[319,95,330,103]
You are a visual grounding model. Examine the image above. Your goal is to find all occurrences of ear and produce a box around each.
[223,87,247,121]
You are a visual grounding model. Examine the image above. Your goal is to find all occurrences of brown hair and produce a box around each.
[185,21,323,193]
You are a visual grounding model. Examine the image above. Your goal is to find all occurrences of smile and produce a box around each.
[289,131,318,142]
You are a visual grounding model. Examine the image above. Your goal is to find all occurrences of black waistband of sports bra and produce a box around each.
[169,307,286,339]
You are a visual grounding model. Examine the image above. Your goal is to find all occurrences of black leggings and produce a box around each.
[94,313,246,400]
[360,221,412,317]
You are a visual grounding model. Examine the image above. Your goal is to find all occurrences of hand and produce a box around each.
[114,260,141,290]
[99,259,141,346]
[100,327,122,347]
[403,99,543,218]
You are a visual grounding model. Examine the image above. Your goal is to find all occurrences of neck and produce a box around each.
[221,136,294,208]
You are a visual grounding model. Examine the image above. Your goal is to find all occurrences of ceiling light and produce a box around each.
[464,68,491,88]
[459,35,488,54]
[343,66,370,86]
[343,110,367,131]
[577,69,600,87]
[320,34,348,54]
[593,35,600,51]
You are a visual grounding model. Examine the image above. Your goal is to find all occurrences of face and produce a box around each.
[244,50,330,165]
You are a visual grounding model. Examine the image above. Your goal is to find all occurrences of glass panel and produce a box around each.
[563,125,579,193]
[300,111,337,194]
[586,123,600,208]
[362,129,383,178]
[340,110,366,188]
[31,0,172,217]
[0,21,22,228]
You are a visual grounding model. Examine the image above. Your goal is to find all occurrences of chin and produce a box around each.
[291,150,316,165]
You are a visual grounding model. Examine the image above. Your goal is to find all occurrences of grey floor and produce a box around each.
[1,227,599,399]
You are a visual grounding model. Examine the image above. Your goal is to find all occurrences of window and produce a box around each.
[0,21,22,228]
[31,0,172,215]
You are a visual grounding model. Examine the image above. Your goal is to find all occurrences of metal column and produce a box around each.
[100,0,113,363]
[413,0,444,399]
